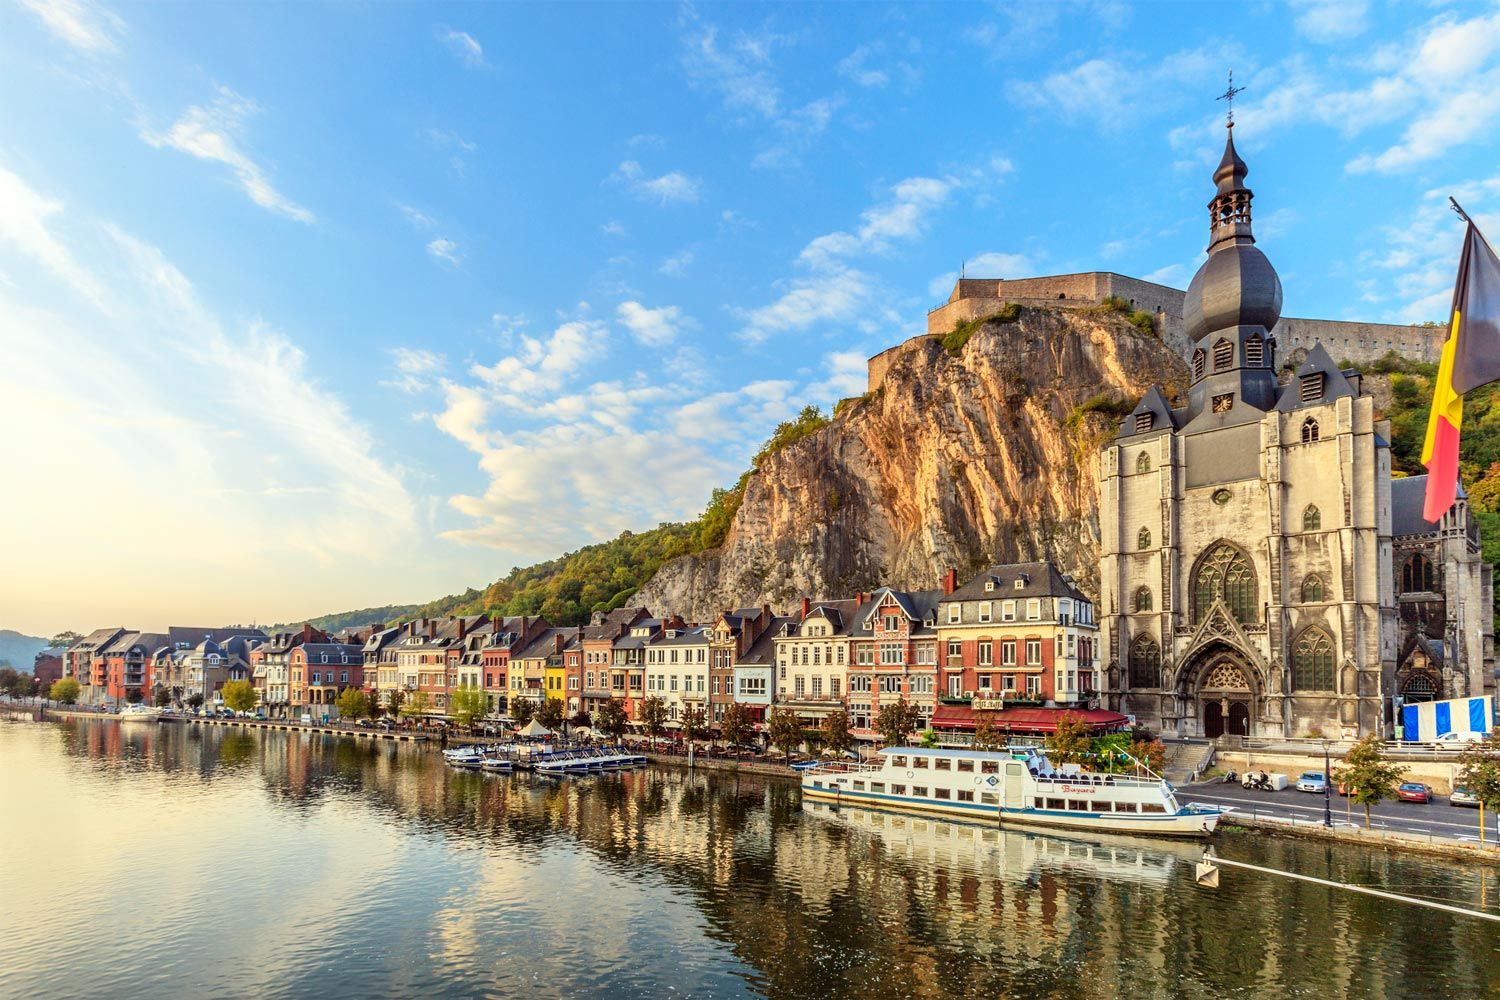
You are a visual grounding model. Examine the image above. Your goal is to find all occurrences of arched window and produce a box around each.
[1129,634,1160,688]
[1291,627,1335,691]
[1401,554,1436,593]
[1244,333,1264,366]
[1402,673,1438,704]
[1136,451,1152,474]
[1192,349,1206,381]
[1301,574,1325,603]
[1301,416,1319,443]
[1213,338,1233,371]
[1134,587,1153,612]
[1192,543,1258,624]
[1303,504,1321,530]
[1138,527,1152,550]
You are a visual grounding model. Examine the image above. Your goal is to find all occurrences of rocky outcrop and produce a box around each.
[634,306,1190,620]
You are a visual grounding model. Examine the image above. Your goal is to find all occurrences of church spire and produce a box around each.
[1208,72,1254,252]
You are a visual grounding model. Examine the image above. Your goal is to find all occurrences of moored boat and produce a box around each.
[801,745,1225,838]
[117,704,163,724]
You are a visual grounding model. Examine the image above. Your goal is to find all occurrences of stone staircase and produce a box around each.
[1160,739,1215,784]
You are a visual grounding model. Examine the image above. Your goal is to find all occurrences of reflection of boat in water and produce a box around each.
[801,745,1225,838]
[802,798,1200,885]
[117,705,163,724]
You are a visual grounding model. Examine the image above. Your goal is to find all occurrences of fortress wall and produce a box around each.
[1275,317,1444,367]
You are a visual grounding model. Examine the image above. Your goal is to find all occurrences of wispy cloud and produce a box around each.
[611,160,701,205]
[1291,0,1369,43]
[926,252,1035,299]
[16,0,123,54]
[141,87,313,223]
[678,7,784,120]
[617,301,686,347]
[382,347,445,393]
[438,27,485,68]
[426,237,460,265]
[658,248,695,276]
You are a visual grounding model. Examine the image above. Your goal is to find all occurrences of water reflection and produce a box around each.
[2,720,1497,1000]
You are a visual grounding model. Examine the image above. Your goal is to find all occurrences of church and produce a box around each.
[1098,122,1494,740]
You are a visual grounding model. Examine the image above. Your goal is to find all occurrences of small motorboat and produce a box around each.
[117,704,163,724]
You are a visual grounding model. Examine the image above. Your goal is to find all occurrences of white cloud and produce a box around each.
[738,264,873,344]
[1010,43,1224,129]
[600,220,627,237]
[658,248,695,276]
[837,45,888,88]
[398,203,437,228]
[16,0,123,53]
[439,28,485,67]
[678,10,783,119]
[612,160,701,205]
[382,347,444,393]
[426,237,460,265]
[1142,263,1188,287]
[617,301,685,347]
[1348,85,1500,174]
[926,251,1035,299]
[1292,0,1369,43]
[141,87,313,223]
[470,319,601,398]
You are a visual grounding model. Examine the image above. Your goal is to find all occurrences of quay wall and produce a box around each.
[1225,810,1500,863]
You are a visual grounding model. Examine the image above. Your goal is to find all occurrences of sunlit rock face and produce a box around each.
[634,306,1188,619]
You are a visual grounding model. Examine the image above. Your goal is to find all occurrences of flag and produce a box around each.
[1422,221,1500,522]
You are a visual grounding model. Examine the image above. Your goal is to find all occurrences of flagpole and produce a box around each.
[1451,198,1498,256]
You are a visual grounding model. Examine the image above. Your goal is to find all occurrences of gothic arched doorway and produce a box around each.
[1198,657,1253,739]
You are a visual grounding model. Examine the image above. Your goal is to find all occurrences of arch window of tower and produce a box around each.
[1192,543,1258,624]
[1192,349,1206,381]
[1301,574,1326,603]
[1303,505,1321,531]
[1301,417,1320,443]
[1244,334,1264,366]
[1138,527,1152,550]
[1133,587,1152,613]
[1136,451,1151,474]
[1129,634,1160,689]
[1401,553,1437,594]
[1213,338,1233,371]
[1291,626,1335,691]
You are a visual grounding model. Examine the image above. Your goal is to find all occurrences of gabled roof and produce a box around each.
[1116,386,1177,439]
[852,588,944,635]
[1390,474,1467,536]
[1275,344,1357,411]
[737,616,798,665]
[941,562,1090,604]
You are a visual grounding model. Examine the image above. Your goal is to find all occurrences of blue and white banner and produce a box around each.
[1401,695,1494,742]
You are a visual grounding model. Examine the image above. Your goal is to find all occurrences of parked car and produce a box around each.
[1433,731,1486,747]
[1396,782,1433,804]
[1296,771,1329,793]
[1450,786,1481,808]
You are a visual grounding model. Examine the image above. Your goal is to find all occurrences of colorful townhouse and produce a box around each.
[731,615,792,729]
[645,623,709,725]
[510,627,571,710]
[846,587,943,738]
[183,635,262,707]
[289,642,364,717]
[708,606,773,726]
[581,608,651,717]
[478,615,549,716]
[612,617,666,721]
[254,625,329,717]
[773,598,861,724]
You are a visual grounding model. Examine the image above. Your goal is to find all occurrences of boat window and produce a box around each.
[811,781,822,789]
[1046,798,1066,810]
[982,761,1000,774]
[934,758,951,771]
[957,790,975,802]
[1068,800,1089,811]
[870,782,885,793]
[912,786,928,797]
[1141,802,1167,814]
[891,784,906,796]
[956,760,974,773]
[934,788,951,800]
[980,792,999,805]
[913,758,929,769]
[852,781,864,791]
[890,755,906,767]
[1115,801,1136,813]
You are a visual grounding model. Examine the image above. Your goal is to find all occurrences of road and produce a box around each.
[1176,782,1498,846]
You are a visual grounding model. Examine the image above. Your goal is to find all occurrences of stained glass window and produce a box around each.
[1301,575,1325,603]
[1138,527,1152,550]
[1129,634,1160,689]
[1134,587,1152,612]
[1192,543,1257,624]
[1291,627,1335,691]
[1303,505,1321,530]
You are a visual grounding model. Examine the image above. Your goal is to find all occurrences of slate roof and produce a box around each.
[1390,474,1468,536]
[849,588,943,636]
[940,562,1090,605]
[1116,386,1178,438]
[736,617,798,666]
[1274,344,1358,412]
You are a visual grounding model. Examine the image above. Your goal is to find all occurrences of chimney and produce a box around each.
[801,597,811,619]
[457,618,468,641]
[407,620,416,637]
[943,567,958,595]
[423,617,431,632]
[857,591,867,605]
[492,615,502,634]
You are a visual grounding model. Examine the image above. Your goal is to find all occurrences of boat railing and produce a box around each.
[803,760,883,775]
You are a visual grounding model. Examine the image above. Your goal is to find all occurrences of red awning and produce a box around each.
[930,704,1129,734]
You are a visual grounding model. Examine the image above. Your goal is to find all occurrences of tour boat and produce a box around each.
[800,745,1225,838]
[117,704,163,724]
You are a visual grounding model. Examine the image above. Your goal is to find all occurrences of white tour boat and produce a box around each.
[801,745,1225,838]
[117,704,163,724]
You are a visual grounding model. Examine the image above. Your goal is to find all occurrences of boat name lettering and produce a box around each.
[1059,784,1096,793]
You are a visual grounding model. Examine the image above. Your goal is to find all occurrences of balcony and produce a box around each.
[945,656,963,668]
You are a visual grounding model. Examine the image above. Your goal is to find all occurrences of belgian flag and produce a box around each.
[1422,217,1500,523]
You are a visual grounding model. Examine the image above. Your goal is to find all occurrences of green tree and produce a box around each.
[221,679,258,715]
[49,677,80,704]
[720,701,751,756]
[537,697,565,730]
[364,690,382,719]
[511,697,535,726]
[1128,737,1167,775]
[821,709,853,757]
[1456,731,1500,843]
[640,696,668,740]
[973,712,1001,751]
[0,667,18,695]
[335,687,369,721]
[768,707,803,762]
[875,698,920,748]
[449,686,486,730]
[1045,712,1093,766]
[400,690,431,719]
[186,693,204,711]
[597,699,628,740]
[680,704,707,743]
[1333,734,1409,829]
[125,689,143,705]
[49,630,84,649]
[385,688,404,718]
[154,687,173,708]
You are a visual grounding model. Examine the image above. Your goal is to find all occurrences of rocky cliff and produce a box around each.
[633,306,1190,620]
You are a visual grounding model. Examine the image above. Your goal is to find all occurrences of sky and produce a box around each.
[4,0,1500,637]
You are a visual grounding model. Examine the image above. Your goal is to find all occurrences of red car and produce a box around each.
[1396,782,1433,804]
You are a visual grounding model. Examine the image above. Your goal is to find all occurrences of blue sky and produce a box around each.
[5,0,1500,635]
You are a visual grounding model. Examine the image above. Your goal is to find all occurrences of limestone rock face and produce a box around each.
[633,307,1189,620]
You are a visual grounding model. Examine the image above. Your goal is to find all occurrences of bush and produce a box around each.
[936,305,1021,356]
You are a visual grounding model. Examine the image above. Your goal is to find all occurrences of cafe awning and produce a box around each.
[930,704,1129,734]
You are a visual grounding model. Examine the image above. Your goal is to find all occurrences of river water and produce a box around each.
[1,720,1496,999]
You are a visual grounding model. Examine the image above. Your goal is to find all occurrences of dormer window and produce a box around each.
[1245,334,1264,366]
[983,580,995,592]
[1213,338,1233,371]
[1299,372,1325,403]
[1134,413,1154,433]
[1014,578,1025,590]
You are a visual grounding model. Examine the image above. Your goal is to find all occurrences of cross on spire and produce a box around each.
[1217,69,1246,128]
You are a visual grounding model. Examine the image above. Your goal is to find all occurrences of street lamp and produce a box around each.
[1322,738,1333,828]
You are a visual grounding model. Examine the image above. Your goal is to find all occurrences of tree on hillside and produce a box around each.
[50,678,80,704]
[221,679,258,714]
[50,631,84,649]
[511,698,535,726]
[538,697,565,730]
[597,699,627,740]
[449,687,486,730]
[1045,712,1092,766]
[640,696,668,740]
[1457,731,1500,842]
[720,702,751,756]
[768,708,803,762]
[1333,734,1409,829]
[821,709,853,757]
[875,699,920,748]
[335,687,369,721]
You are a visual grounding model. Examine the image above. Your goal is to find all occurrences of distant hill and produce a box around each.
[272,605,421,634]
[0,630,50,671]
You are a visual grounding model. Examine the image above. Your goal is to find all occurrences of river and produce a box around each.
[0,719,1495,999]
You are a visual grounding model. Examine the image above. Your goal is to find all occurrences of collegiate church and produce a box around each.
[1098,123,1494,740]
